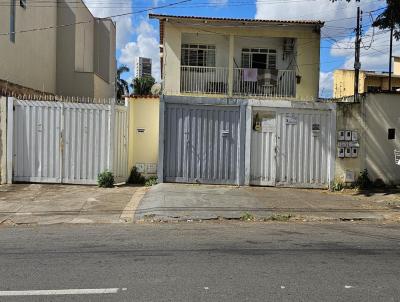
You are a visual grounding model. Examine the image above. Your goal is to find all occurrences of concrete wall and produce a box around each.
[335,93,400,184]
[0,97,7,184]
[128,97,160,176]
[0,0,115,99]
[162,22,321,100]
[0,2,57,93]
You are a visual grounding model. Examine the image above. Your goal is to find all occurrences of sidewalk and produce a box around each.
[135,183,400,222]
[0,184,140,225]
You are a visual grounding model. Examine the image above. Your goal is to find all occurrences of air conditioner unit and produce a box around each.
[283,38,295,53]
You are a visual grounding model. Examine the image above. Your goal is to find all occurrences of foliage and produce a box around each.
[97,171,115,188]
[240,212,255,221]
[131,76,156,96]
[330,180,345,192]
[354,169,372,190]
[145,176,158,187]
[372,0,400,41]
[127,167,146,185]
[116,65,130,100]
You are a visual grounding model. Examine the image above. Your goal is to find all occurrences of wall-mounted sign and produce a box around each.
[285,113,297,125]
[262,118,275,132]
[338,141,348,148]
[137,128,145,133]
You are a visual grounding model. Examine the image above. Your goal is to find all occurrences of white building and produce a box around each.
[135,57,152,78]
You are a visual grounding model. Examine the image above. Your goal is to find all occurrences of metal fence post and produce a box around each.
[6,97,14,184]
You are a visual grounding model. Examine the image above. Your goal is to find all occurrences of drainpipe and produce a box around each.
[228,35,234,97]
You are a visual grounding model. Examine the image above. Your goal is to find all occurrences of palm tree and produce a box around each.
[130,76,156,96]
[372,0,400,90]
[116,65,130,100]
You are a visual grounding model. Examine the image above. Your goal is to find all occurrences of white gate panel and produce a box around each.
[62,103,111,184]
[276,109,332,188]
[250,114,276,186]
[12,99,129,184]
[13,101,62,183]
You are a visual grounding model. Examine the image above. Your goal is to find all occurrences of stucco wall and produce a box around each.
[163,22,320,100]
[335,93,400,184]
[128,97,160,176]
[0,3,57,94]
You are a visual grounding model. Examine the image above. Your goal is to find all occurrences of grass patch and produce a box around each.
[266,214,293,222]
[240,212,255,221]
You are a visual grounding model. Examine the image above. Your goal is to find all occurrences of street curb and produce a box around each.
[120,187,148,223]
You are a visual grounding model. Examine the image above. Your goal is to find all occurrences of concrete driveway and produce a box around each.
[135,183,400,222]
[0,184,140,225]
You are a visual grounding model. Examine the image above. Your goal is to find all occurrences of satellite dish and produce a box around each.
[151,83,162,95]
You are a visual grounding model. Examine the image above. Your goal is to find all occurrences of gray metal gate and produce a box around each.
[163,104,242,185]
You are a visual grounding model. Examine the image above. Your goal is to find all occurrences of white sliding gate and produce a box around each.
[8,98,129,184]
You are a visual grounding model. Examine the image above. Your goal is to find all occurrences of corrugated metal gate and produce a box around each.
[250,108,334,188]
[10,99,129,184]
[163,103,242,185]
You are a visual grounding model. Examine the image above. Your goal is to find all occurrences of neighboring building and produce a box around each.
[0,0,116,99]
[333,57,400,98]
[135,57,152,78]
[150,14,323,100]
[335,93,400,185]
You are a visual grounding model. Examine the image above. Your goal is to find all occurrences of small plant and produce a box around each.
[240,212,255,221]
[354,169,372,190]
[145,176,158,187]
[97,171,115,188]
[127,167,145,185]
[330,180,345,192]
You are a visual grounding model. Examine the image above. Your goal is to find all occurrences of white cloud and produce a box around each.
[331,27,400,72]
[255,0,382,37]
[319,71,333,98]
[119,20,161,81]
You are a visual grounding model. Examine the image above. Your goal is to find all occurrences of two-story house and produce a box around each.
[151,14,337,189]
[0,0,116,99]
[150,14,323,100]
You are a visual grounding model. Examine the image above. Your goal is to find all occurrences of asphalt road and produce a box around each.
[0,222,399,301]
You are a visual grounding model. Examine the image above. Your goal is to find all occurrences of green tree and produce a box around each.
[116,65,130,100]
[131,76,156,96]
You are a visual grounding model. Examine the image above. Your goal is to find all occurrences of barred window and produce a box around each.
[241,48,277,70]
[181,44,216,67]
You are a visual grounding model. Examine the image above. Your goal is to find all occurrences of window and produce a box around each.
[241,48,277,70]
[367,86,380,93]
[181,44,216,67]
[10,0,16,43]
[20,0,26,8]
[388,128,396,140]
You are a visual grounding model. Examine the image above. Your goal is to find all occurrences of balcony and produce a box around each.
[180,66,296,98]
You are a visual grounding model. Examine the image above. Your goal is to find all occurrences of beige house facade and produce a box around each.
[333,57,400,98]
[0,0,116,99]
[150,14,323,100]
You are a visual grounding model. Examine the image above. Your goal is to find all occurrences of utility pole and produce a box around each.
[389,26,393,92]
[354,7,362,102]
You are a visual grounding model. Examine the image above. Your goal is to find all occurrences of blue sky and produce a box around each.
[85,0,398,97]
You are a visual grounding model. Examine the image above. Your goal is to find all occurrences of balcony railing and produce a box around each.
[233,68,296,98]
[180,66,228,94]
[180,66,296,98]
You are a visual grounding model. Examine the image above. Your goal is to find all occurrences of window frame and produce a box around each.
[181,44,216,68]
[241,48,277,70]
